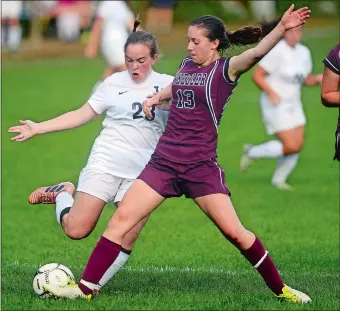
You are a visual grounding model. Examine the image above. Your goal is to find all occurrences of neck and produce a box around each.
[197,52,220,68]
[285,40,296,48]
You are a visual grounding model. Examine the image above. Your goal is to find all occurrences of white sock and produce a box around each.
[55,192,74,225]
[248,140,283,159]
[96,250,130,289]
[272,153,299,185]
[7,26,22,52]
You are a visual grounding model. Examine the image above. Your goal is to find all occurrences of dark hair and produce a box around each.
[124,17,159,57]
[189,15,262,54]
[260,19,281,39]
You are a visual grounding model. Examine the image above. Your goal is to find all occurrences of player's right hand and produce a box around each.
[84,46,97,59]
[143,93,161,119]
[8,120,39,142]
[269,92,280,106]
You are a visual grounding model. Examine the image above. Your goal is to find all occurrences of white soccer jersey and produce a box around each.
[259,39,313,104]
[87,70,174,179]
[97,1,133,34]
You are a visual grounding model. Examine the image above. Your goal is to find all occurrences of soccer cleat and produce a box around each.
[272,182,295,191]
[28,182,75,204]
[240,144,253,172]
[275,284,311,303]
[43,282,92,300]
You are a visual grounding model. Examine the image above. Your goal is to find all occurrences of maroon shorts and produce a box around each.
[138,153,231,198]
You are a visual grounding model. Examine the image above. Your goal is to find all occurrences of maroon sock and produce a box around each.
[241,237,284,295]
[78,236,121,295]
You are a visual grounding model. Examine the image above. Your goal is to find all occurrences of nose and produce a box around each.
[187,41,194,52]
[133,61,139,70]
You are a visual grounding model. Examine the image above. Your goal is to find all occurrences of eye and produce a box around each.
[126,58,133,62]
[139,59,146,64]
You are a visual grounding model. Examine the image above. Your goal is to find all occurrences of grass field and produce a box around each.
[2,31,339,310]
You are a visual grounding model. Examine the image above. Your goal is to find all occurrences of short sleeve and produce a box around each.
[88,80,109,114]
[259,46,280,74]
[323,44,340,75]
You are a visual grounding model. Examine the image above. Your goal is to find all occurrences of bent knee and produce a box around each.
[64,227,92,240]
[283,141,303,154]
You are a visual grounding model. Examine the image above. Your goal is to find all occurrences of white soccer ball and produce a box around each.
[32,263,75,298]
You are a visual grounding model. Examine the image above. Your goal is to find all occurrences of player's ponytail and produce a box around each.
[260,19,281,39]
[190,15,262,55]
[133,14,141,32]
[226,26,262,47]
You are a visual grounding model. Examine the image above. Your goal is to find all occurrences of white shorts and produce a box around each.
[100,26,127,68]
[260,97,306,135]
[1,1,23,19]
[77,165,134,203]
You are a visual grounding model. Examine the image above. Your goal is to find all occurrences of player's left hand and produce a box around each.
[281,4,311,30]
[143,93,161,119]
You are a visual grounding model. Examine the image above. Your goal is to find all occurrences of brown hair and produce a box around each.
[124,16,159,58]
[260,18,281,39]
[190,15,262,54]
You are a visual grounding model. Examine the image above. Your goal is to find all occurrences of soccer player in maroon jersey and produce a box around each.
[321,44,340,161]
[43,5,312,303]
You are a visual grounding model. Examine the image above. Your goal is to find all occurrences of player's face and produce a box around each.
[187,26,219,65]
[284,26,303,47]
[125,43,158,83]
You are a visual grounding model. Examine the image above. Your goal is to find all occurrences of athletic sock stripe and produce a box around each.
[59,207,71,225]
[80,279,97,291]
[254,250,268,269]
[121,248,132,255]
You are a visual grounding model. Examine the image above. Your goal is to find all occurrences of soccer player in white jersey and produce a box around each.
[240,21,323,190]
[1,0,23,52]
[8,21,173,289]
[84,1,135,92]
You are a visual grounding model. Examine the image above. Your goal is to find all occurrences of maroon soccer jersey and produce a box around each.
[323,44,340,131]
[155,57,238,163]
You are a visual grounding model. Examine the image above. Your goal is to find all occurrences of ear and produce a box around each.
[151,54,159,65]
[211,39,220,50]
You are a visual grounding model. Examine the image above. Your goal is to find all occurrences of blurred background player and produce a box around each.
[321,44,340,161]
[84,0,135,93]
[1,0,23,52]
[240,21,323,190]
[8,24,173,289]
[42,0,93,42]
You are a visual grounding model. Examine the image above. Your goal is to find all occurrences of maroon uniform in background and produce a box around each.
[323,44,340,161]
[139,57,238,198]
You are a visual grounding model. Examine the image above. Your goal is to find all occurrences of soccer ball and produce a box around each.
[32,263,75,298]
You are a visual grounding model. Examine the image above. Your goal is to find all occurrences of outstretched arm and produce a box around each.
[321,67,340,107]
[8,103,98,142]
[229,4,310,80]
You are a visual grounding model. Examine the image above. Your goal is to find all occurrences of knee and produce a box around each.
[64,226,91,240]
[283,140,303,155]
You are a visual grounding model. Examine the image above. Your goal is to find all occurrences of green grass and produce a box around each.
[2,33,339,310]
